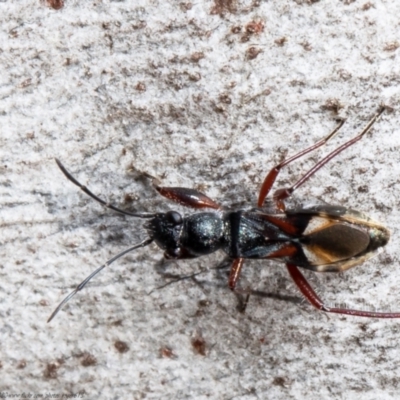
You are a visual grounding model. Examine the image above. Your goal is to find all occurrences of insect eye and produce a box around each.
[166,211,182,225]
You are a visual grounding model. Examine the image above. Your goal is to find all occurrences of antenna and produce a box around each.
[47,237,153,322]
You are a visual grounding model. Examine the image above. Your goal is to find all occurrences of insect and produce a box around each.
[48,106,400,322]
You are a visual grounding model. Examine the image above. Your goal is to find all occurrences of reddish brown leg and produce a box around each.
[228,258,250,312]
[272,107,386,210]
[287,263,400,318]
[258,119,346,207]
[155,186,221,209]
[228,258,244,290]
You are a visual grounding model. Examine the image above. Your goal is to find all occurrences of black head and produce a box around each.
[145,211,183,254]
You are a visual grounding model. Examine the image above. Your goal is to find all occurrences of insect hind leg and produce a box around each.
[272,107,386,210]
[258,118,345,208]
[286,263,400,318]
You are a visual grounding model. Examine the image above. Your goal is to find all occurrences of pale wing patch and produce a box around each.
[303,252,377,273]
[302,244,342,265]
[302,216,337,235]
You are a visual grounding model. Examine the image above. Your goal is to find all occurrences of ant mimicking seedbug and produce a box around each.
[48,106,399,322]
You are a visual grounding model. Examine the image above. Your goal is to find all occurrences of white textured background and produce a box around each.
[1,0,400,399]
